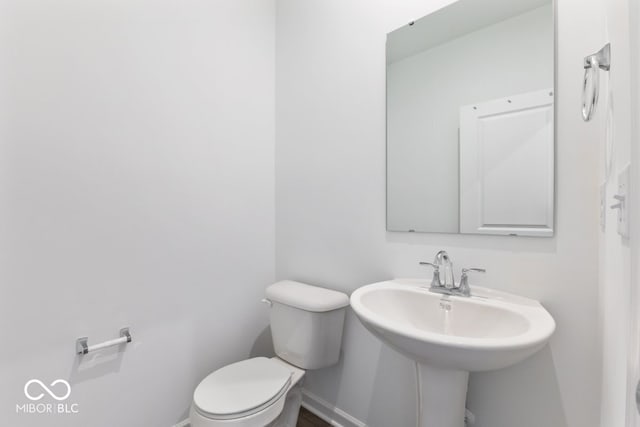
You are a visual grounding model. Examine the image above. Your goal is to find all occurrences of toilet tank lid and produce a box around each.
[266,280,349,312]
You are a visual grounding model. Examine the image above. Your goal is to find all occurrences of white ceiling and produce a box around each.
[387,0,552,64]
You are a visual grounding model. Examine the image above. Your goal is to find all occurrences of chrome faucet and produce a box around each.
[435,250,455,288]
[420,251,485,297]
[420,250,454,288]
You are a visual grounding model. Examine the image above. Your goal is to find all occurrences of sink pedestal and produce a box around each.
[416,363,469,427]
[351,281,556,427]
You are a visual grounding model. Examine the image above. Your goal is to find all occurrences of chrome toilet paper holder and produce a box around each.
[76,327,132,355]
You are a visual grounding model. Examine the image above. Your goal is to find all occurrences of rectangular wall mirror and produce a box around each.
[386,0,555,237]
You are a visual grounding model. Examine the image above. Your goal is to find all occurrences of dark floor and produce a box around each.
[297,407,331,427]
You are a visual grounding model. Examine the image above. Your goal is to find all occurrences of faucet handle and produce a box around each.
[461,268,486,274]
[458,268,485,297]
[419,262,442,289]
[419,262,439,270]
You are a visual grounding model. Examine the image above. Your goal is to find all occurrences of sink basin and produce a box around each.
[350,279,555,427]
[350,279,555,371]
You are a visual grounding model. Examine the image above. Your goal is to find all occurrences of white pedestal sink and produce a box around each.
[350,279,555,427]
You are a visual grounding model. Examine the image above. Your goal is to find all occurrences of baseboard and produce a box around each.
[301,389,367,427]
[172,390,366,427]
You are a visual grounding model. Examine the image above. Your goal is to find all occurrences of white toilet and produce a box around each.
[189,280,350,427]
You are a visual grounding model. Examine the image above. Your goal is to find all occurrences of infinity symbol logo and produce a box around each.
[24,379,71,401]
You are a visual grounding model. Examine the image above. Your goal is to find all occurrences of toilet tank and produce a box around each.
[265,281,350,370]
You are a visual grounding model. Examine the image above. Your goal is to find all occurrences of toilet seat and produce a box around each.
[193,357,293,421]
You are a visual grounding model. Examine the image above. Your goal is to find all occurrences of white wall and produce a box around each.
[595,0,635,424]
[630,0,640,425]
[0,1,275,426]
[631,0,640,422]
[387,5,553,232]
[275,0,602,426]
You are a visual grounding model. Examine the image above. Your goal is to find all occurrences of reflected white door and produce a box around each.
[459,88,554,236]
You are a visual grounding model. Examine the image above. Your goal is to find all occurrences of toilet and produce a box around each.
[189,280,350,427]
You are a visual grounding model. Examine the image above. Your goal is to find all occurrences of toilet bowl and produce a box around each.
[190,281,349,427]
[189,357,305,427]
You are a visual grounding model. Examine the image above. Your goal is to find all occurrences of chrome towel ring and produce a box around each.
[582,43,610,121]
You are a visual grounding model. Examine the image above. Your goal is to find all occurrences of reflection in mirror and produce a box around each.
[386,0,554,237]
